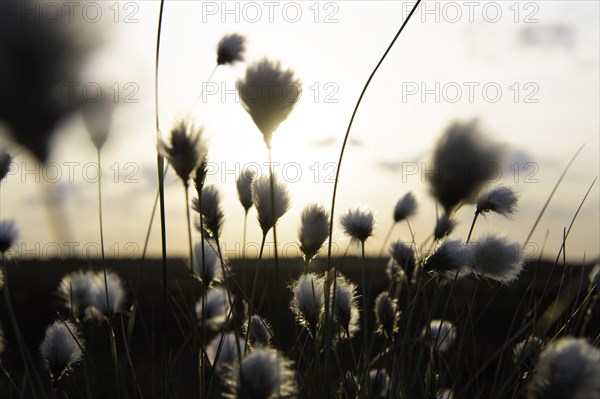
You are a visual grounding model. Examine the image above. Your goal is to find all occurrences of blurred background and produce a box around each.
[1,0,598,261]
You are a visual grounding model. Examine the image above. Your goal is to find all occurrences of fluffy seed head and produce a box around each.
[330,275,360,338]
[57,270,96,317]
[527,337,600,399]
[158,118,205,183]
[87,272,126,320]
[476,185,519,216]
[82,97,113,151]
[290,273,324,334]
[393,192,417,222]
[40,320,83,385]
[252,174,291,235]
[192,241,223,287]
[236,169,256,212]
[466,235,524,284]
[217,33,246,65]
[424,239,470,279]
[0,220,18,253]
[389,241,416,283]
[428,120,502,212]
[386,259,406,283]
[196,287,231,330]
[208,332,245,369]
[374,292,398,337]
[434,212,456,241]
[340,207,374,243]
[0,150,12,181]
[193,157,209,194]
[227,348,296,399]
[193,185,225,239]
[423,320,456,353]
[237,58,301,148]
[244,315,273,348]
[513,336,543,365]
[298,204,329,262]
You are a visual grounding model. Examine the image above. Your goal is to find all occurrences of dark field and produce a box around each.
[1,257,598,398]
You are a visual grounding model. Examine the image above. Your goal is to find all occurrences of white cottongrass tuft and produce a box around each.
[252,174,291,235]
[374,292,398,337]
[424,239,470,279]
[192,241,223,286]
[513,336,543,365]
[87,272,126,320]
[196,287,231,330]
[40,320,83,385]
[192,185,225,239]
[330,275,360,339]
[386,258,406,283]
[290,273,324,334]
[158,118,205,183]
[340,207,375,243]
[389,241,416,282]
[237,58,301,149]
[434,212,456,241]
[216,33,246,65]
[466,235,524,284]
[298,204,329,262]
[476,185,518,217]
[227,347,296,399]
[428,119,502,212]
[526,337,600,399]
[208,332,245,369]
[0,220,18,254]
[369,369,390,397]
[393,192,417,222]
[244,314,273,347]
[236,169,256,213]
[423,320,456,353]
[57,270,96,317]
[0,149,12,181]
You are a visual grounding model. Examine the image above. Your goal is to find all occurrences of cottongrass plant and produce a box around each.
[423,320,456,354]
[225,347,297,399]
[217,33,246,66]
[328,274,360,341]
[298,204,330,267]
[57,270,96,319]
[244,315,273,348]
[0,220,18,254]
[423,239,470,279]
[39,320,83,391]
[192,241,224,287]
[374,291,399,338]
[290,273,325,337]
[388,240,417,284]
[466,235,525,284]
[158,117,206,270]
[380,192,418,256]
[526,337,600,399]
[207,332,245,369]
[236,168,257,257]
[196,287,231,330]
[467,185,519,242]
[193,185,225,241]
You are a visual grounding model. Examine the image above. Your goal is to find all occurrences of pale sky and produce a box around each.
[1,1,599,262]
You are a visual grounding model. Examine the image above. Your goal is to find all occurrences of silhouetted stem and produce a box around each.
[323,3,422,393]
[466,212,479,244]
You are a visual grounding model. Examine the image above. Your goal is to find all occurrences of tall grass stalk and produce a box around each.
[267,148,282,344]
[154,0,168,397]
[323,3,422,393]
